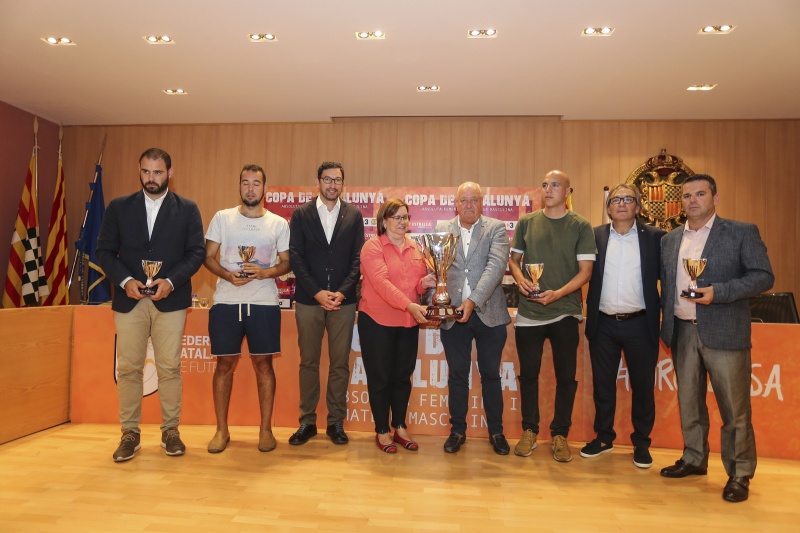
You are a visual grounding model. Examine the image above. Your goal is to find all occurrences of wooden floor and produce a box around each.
[1,424,798,532]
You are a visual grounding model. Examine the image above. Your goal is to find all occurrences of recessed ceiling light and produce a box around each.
[42,36,75,45]
[163,88,188,95]
[582,27,614,36]
[356,30,385,40]
[249,33,277,42]
[687,84,717,91]
[698,25,735,34]
[143,35,174,44]
[417,86,440,92]
[467,29,498,38]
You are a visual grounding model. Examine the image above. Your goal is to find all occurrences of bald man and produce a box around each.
[508,170,596,462]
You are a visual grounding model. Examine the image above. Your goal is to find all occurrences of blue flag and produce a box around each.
[76,166,111,303]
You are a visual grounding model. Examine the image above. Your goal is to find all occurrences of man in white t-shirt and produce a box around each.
[203,164,290,453]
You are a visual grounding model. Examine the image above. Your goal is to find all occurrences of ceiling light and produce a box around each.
[249,33,277,42]
[698,25,735,34]
[41,36,75,45]
[467,29,498,38]
[687,84,717,91]
[356,30,385,40]
[417,86,440,92]
[582,27,614,36]
[143,35,174,44]
[163,88,188,95]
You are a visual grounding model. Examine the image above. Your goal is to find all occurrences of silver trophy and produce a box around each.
[415,232,463,320]
[237,245,256,278]
[523,263,544,300]
[681,258,708,299]
[140,260,163,295]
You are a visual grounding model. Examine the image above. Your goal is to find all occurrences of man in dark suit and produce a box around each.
[583,184,666,469]
[288,162,364,446]
[97,148,205,462]
[660,174,773,503]
[435,181,512,455]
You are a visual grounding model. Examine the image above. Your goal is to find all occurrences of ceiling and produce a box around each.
[1,0,799,126]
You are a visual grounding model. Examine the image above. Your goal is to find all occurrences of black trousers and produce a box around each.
[357,312,419,434]
[515,316,579,437]
[440,313,507,436]
[588,314,657,448]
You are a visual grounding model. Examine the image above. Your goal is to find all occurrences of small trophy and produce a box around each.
[415,233,463,320]
[523,263,544,300]
[237,245,256,278]
[681,258,708,299]
[140,260,163,295]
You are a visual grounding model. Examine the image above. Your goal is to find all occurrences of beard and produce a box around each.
[141,176,169,196]
[242,194,264,207]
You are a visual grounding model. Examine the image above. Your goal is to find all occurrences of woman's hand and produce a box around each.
[406,302,429,325]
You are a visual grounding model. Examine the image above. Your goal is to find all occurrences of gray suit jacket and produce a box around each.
[435,216,511,329]
[660,216,774,350]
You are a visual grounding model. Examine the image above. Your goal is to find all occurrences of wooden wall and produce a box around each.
[0,306,72,444]
[62,117,800,302]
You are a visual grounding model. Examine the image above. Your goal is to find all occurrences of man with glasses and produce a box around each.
[288,162,364,446]
[508,170,596,462]
[582,184,666,468]
[435,181,512,455]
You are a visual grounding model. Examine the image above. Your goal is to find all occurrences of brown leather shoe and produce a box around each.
[723,476,750,502]
[207,431,230,453]
[660,459,708,478]
[259,429,277,452]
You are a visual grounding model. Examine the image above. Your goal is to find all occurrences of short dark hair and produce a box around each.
[139,148,171,170]
[683,174,717,196]
[376,198,409,236]
[240,164,266,185]
[317,161,345,181]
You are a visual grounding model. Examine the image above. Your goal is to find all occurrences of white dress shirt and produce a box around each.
[316,196,341,244]
[675,214,716,320]
[599,222,646,314]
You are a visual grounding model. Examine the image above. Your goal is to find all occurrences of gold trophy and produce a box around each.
[415,233,463,320]
[523,263,544,300]
[681,258,708,299]
[140,260,163,295]
[237,245,256,278]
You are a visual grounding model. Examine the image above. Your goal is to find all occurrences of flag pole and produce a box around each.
[67,134,107,297]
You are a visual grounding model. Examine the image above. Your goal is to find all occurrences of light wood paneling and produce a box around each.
[0,307,72,445]
[61,117,800,301]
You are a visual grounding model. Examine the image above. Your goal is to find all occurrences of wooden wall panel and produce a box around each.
[0,307,72,444]
[60,118,800,302]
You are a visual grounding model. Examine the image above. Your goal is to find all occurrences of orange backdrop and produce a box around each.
[71,306,798,459]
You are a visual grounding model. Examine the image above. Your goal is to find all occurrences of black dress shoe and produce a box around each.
[326,422,349,445]
[723,476,750,502]
[660,459,708,478]
[489,434,510,455]
[443,433,466,453]
[288,424,317,445]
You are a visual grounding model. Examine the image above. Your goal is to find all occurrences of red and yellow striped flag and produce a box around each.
[2,149,50,307]
[43,146,69,306]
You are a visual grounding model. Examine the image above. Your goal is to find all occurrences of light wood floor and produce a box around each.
[1,424,798,532]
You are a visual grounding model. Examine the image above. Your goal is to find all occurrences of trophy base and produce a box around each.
[139,287,157,296]
[526,291,542,301]
[680,289,703,299]
[236,272,252,278]
[425,306,463,321]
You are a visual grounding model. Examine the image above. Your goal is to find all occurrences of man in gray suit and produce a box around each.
[436,182,512,455]
[660,174,773,503]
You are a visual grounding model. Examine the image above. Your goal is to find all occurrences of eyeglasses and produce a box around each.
[609,196,636,205]
[388,215,411,222]
[320,176,343,185]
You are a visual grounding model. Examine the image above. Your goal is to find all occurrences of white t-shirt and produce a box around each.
[205,207,290,305]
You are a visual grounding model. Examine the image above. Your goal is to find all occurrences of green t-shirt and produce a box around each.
[510,210,596,321]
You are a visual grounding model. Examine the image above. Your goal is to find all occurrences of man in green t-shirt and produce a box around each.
[508,170,596,462]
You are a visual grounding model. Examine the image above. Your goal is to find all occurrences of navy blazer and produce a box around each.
[96,190,205,313]
[586,221,666,345]
[289,198,364,306]
[660,216,774,351]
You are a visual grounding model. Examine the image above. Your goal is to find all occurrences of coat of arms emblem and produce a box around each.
[626,149,695,231]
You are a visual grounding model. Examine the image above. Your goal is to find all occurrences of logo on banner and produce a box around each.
[114,335,159,397]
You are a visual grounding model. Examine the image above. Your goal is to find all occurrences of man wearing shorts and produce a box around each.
[203,164,290,453]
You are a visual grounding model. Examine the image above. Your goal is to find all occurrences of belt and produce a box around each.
[676,317,698,325]
[599,310,646,321]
